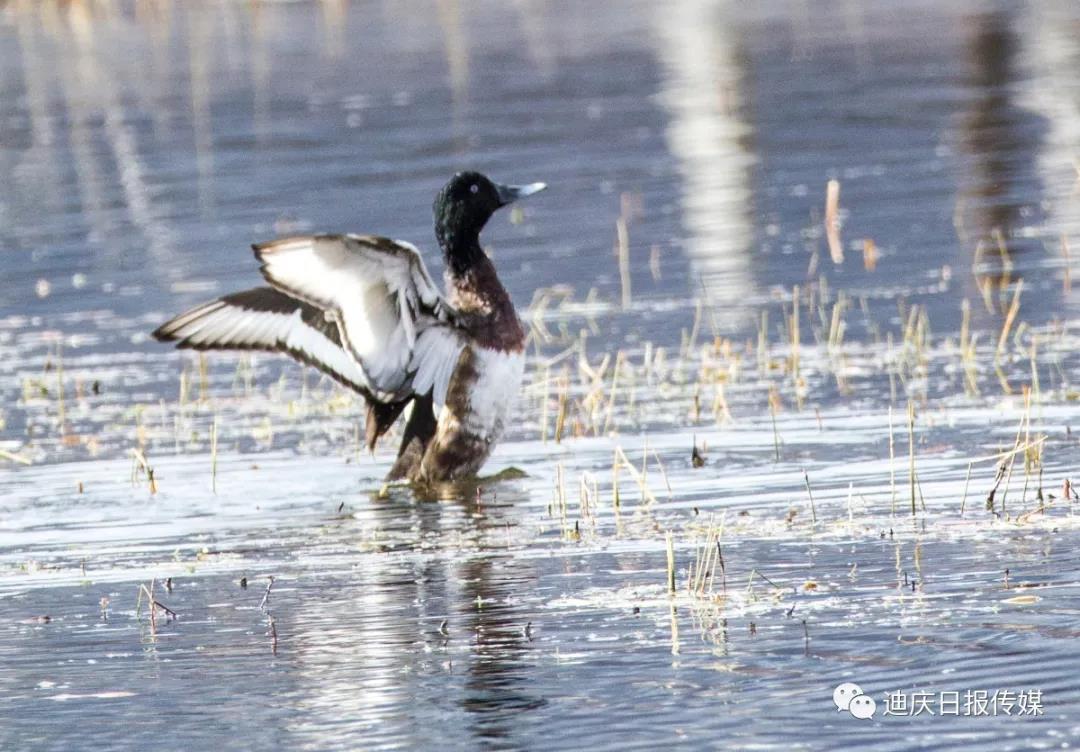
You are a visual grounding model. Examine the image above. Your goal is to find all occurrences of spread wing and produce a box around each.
[153,234,465,408]
[153,286,375,394]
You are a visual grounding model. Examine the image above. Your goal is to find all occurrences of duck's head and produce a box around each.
[434,171,546,275]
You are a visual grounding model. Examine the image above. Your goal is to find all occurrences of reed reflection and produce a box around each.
[654,0,757,329]
[1021,4,1080,302]
[954,11,1048,317]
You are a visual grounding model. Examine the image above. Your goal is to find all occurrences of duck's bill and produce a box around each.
[496,182,547,205]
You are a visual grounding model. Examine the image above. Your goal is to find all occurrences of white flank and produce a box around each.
[462,347,525,442]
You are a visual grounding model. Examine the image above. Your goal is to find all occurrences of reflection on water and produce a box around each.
[955,10,1045,307]
[655,0,756,328]
[2,1,1075,328]
[1022,4,1080,295]
[4,1,1080,750]
[286,495,545,750]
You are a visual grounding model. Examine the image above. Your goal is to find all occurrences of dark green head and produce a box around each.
[433,171,546,276]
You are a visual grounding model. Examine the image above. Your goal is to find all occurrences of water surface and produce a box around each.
[3,1,1080,749]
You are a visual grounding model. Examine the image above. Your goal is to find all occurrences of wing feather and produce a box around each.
[157,234,467,414]
[152,287,373,395]
[252,234,462,401]
[410,326,465,411]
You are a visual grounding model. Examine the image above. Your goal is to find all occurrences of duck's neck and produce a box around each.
[436,221,486,279]
[438,226,496,311]
[439,235,524,351]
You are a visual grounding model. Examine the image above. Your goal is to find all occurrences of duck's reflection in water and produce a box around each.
[283,485,543,750]
[457,552,546,740]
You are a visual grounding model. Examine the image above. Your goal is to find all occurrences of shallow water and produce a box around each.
[3,1,1080,750]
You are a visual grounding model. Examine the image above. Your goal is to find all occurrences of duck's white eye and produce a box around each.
[470,184,479,194]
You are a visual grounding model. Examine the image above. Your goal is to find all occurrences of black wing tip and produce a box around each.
[252,238,290,258]
[151,321,178,343]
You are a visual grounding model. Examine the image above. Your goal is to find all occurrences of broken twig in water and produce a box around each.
[803,470,818,524]
[259,576,275,611]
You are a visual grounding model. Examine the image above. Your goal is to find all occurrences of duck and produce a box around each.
[153,171,546,484]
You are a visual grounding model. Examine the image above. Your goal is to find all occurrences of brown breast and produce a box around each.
[445,258,525,352]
